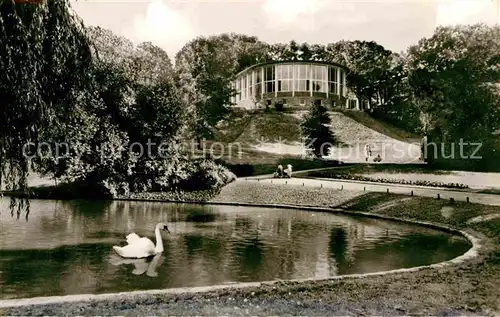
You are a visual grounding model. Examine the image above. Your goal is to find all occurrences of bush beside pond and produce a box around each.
[120,188,220,202]
[13,159,236,201]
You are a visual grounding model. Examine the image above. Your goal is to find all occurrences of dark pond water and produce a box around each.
[0,199,470,299]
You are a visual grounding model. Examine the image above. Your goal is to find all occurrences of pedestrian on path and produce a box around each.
[365,144,372,161]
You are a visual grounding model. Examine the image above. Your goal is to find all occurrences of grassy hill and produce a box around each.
[338,110,421,143]
[208,108,422,166]
[234,111,303,145]
[212,110,254,143]
[214,109,422,146]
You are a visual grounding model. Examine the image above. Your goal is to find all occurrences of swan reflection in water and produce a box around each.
[108,252,165,277]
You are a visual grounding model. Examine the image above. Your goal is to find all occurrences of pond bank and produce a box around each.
[2,182,500,316]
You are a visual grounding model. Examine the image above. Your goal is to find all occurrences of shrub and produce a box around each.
[275,101,285,112]
[301,101,339,158]
[176,159,236,191]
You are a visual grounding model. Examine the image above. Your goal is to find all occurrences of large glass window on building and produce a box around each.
[255,81,262,97]
[264,66,275,93]
[248,72,254,98]
[243,75,247,99]
[340,70,345,96]
[312,65,327,93]
[236,79,241,101]
[277,64,292,92]
[328,66,338,94]
[293,64,308,92]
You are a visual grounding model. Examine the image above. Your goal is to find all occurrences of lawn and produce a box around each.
[234,111,303,145]
[338,109,421,143]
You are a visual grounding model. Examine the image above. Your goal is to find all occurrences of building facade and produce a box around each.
[230,60,366,110]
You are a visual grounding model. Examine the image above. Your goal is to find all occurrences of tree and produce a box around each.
[33,24,188,194]
[0,0,92,196]
[340,41,395,108]
[86,26,134,66]
[231,34,269,72]
[130,41,174,85]
[406,24,500,169]
[309,44,328,61]
[298,42,312,60]
[301,101,339,158]
[176,34,262,146]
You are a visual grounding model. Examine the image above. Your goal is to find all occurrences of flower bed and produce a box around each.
[308,172,469,189]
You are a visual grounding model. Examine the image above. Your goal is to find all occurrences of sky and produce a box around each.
[71,0,500,59]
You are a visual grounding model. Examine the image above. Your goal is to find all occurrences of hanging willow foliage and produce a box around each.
[0,0,93,218]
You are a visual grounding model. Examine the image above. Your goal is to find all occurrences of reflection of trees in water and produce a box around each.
[234,216,254,232]
[161,234,229,286]
[185,211,216,223]
[329,227,349,265]
[64,200,111,218]
[231,236,264,281]
[228,215,337,281]
[0,244,112,298]
[183,235,225,259]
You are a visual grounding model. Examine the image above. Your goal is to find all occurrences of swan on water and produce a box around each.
[112,222,170,258]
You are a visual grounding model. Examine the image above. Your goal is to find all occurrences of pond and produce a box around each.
[0,199,470,299]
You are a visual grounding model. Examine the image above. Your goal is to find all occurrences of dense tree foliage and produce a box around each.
[31,24,188,194]
[405,24,500,169]
[175,33,268,145]
[0,0,93,193]
[407,24,500,138]
[1,0,236,218]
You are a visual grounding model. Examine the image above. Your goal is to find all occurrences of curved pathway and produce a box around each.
[242,173,500,206]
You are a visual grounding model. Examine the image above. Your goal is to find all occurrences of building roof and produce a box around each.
[234,59,349,77]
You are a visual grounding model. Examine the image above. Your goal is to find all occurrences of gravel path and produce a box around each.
[210,180,363,207]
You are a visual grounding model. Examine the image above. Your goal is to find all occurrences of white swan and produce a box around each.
[112,222,170,258]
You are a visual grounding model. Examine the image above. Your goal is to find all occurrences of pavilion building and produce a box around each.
[230,60,367,110]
